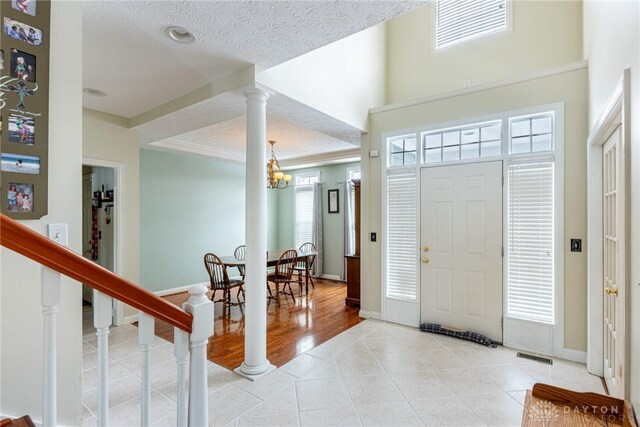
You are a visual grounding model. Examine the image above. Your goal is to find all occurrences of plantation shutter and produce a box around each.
[436,0,508,50]
[386,170,418,300]
[507,159,554,323]
[295,186,314,248]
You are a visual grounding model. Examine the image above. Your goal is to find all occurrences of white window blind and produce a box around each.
[295,185,314,248]
[435,0,508,50]
[386,170,418,301]
[507,160,554,324]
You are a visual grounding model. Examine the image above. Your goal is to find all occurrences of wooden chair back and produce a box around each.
[234,245,246,276]
[275,249,298,282]
[297,242,316,269]
[204,253,230,290]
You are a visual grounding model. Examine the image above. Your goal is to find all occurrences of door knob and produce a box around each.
[422,257,430,264]
[605,287,619,296]
[423,245,430,252]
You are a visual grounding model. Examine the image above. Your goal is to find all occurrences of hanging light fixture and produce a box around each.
[267,140,292,189]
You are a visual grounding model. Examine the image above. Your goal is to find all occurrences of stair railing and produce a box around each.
[1,214,214,426]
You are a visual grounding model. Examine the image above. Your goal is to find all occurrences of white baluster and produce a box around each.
[174,328,189,427]
[138,311,154,427]
[42,267,60,427]
[93,290,112,427]
[183,285,214,427]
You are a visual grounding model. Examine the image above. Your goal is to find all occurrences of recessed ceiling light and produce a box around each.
[165,26,195,44]
[83,88,107,97]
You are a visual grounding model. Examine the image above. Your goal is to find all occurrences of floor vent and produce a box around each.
[516,352,553,365]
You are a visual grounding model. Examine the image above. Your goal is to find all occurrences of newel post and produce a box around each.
[183,284,214,426]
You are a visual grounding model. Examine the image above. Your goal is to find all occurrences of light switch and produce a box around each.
[48,223,68,247]
[369,150,379,158]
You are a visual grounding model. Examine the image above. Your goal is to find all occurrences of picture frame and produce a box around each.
[328,189,339,214]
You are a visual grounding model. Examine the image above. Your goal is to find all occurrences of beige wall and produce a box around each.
[362,68,589,352]
[83,109,140,321]
[583,0,640,409]
[0,2,83,423]
[257,24,386,131]
[386,1,583,104]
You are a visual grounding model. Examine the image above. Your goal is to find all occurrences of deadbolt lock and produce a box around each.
[605,287,619,296]
[422,257,430,264]
[423,245,430,253]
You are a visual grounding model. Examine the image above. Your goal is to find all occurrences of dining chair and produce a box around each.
[204,253,245,311]
[294,242,316,291]
[267,249,298,302]
[234,245,246,280]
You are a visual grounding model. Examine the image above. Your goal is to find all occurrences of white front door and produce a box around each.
[603,126,625,397]
[420,161,503,342]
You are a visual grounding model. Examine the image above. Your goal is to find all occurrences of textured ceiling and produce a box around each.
[83,0,424,117]
[151,115,358,163]
[140,91,362,162]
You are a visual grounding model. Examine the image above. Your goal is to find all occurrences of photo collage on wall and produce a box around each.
[1,0,50,218]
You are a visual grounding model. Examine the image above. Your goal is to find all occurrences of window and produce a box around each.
[423,120,502,163]
[435,0,509,50]
[388,135,417,167]
[294,173,319,248]
[507,159,555,324]
[509,112,554,154]
[347,168,361,255]
[386,169,418,300]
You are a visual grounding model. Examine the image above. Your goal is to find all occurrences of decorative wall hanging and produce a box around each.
[328,189,339,214]
[1,0,50,219]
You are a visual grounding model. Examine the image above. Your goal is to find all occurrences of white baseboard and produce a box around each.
[359,310,382,320]
[560,348,587,364]
[319,274,343,281]
[123,314,138,325]
[154,282,209,297]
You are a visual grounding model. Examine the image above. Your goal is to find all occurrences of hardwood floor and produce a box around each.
[154,277,363,370]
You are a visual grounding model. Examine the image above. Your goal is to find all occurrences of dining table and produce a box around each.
[219,249,317,294]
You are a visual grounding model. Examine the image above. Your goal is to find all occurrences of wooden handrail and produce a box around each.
[0,214,193,333]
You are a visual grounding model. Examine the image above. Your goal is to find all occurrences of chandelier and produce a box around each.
[267,140,292,189]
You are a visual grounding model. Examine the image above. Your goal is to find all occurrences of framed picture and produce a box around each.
[8,114,35,144]
[10,48,36,82]
[1,152,40,174]
[328,189,339,214]
[12,0,37,17]
[7,182,34,212]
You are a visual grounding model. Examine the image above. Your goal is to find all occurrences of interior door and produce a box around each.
[603,126,624,397]
[420,161,503,342]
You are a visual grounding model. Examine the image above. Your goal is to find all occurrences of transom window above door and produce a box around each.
[388,135,417,167]
[509,112,554,154]
[423,120,502,163]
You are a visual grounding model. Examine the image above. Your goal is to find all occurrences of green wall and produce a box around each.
[276,162,360,278]
[140,149,279,292]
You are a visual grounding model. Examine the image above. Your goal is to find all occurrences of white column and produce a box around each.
[184,285,214,427]
[235,87,275,380]
[93,290,112,427]
[138,311,154,427]
[42,267,60,427]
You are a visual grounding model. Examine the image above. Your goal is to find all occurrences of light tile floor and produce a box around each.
[82,307,604,426]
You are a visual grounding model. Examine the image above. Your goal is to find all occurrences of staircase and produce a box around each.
[0,214,214,426]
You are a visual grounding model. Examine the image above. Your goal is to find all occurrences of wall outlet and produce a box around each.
[48,223,68,247]
[463,80,471,88]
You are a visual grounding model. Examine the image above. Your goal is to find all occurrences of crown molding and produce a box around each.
[371,60,588,115]
[280,148,361,170]
[148,139,244,162]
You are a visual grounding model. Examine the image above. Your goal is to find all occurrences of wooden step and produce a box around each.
[0,416,36,427]
[523,383,637,426]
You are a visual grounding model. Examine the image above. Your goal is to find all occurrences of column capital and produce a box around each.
[243,86,271,102]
